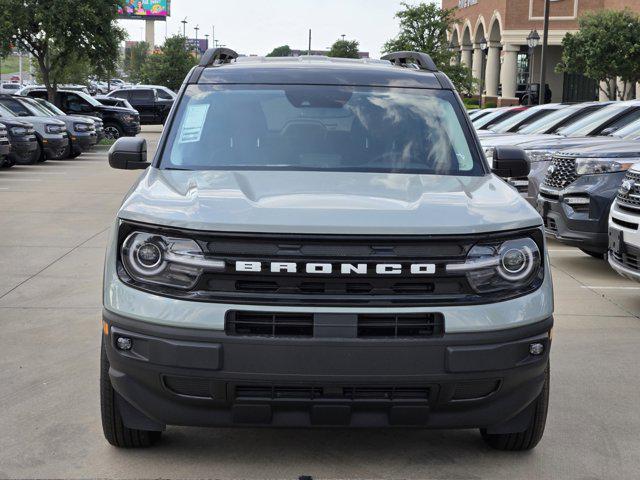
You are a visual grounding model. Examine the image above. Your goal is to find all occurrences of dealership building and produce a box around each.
[445,0,640,105]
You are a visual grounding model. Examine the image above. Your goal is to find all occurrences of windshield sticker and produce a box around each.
[179,104,209,143]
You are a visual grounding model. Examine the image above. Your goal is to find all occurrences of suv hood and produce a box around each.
[481,133,560,149]
[517,135,618,151]
[13,115,65,127]
[118,169,542,235]
[559,139,640,158]
[96,104,137,115]
[0,117,33,128]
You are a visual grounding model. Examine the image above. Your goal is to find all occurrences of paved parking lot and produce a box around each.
[1,126,640,479]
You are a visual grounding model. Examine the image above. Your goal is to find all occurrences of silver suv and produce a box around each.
[101,49,554,451]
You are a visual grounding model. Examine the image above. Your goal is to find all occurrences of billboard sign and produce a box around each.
[187,38,209,54]
[118,0,170,20]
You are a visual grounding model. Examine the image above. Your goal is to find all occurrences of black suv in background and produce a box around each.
[23,89,140,140]
[107,86,174,125]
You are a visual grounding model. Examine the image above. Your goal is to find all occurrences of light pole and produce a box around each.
[479,36,488,108]
[539,0,551,105]
[181,18,188,38]
[194,25,200,57]
[526,29,540,106]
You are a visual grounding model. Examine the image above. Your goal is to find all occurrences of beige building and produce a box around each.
[444,0,640,105]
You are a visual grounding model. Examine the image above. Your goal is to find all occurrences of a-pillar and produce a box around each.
[472,44,484,94]
[499,44,520,107]
[484,41,501,102]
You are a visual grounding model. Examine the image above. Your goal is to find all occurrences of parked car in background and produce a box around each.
[32,97,105,145]
[95,95,136,111]
[0,98,67,163]
[23,89,140,140]
[539,140,640,258]
[0,83,22,95]
[473,106,528,131]
[0,122,11,167]
[608,163,640,281]
[515,101,640,205]
[0,113,38,165]
[477,103,566,138]
[0,95,98,159]
[107,85,174,124]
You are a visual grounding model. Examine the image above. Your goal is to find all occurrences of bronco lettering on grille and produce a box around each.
[235,261,436,275]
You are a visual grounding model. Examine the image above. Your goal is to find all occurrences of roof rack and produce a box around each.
[381,51,438,72]
[199,47,239,67]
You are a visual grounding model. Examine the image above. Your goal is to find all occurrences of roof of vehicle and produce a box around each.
[194,50,447,89]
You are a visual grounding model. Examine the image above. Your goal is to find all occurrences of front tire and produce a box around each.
[100,338,162,448]
[480,366,549,451]
[104,123,124,140]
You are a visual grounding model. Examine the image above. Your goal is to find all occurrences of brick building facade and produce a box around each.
[444,0,640,105]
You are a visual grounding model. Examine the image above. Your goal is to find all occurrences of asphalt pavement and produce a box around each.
[1,126,639,479]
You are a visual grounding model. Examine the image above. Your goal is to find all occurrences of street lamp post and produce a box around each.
[479,36,488,108]
[539,0,551,105]
[181,18,188,38]
[194,25,200,57]
[526,29,540,106]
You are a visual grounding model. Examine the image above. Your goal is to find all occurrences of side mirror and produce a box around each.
[491,146,530,178]
[108,137,149,170]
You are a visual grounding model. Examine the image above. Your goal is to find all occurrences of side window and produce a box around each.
[111,90,130,100]
[64,93,87,113]
[156,89,173,100]
[130,89,154,101]
[30,91,47,100]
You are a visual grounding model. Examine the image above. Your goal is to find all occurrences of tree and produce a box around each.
[0,0,125,101]
[266,45,292,57]
[141,36,197,91]
[328,40,360,59]
[382,2,473,93]
[124,41,150,84]
[558,9,640,100]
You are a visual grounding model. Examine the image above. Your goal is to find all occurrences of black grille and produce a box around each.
[543,156,578,189]
[226,311,314,337]
[611,216,638,230]
[544,216,557,232]
[163,376,212,397]
[610,249,640,271]
[616,170,640,211]
[357,313,443,338]
[118,223,545,307]
[235,384,430,403]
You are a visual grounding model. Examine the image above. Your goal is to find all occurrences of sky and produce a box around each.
[119,0,410,58]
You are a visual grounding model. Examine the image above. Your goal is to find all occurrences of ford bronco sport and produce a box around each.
[101,49,554,451]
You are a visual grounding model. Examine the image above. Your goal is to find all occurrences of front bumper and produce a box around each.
[71,131,98,153]
[104,309,552,430]
[608,201,640,281]
[537,172,624,253]
[42,134,69,159]
[0,141,10,157]
[8,135,38,161]
[123,122,141,136]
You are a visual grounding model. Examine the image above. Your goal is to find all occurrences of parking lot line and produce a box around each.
[582,285,640,290]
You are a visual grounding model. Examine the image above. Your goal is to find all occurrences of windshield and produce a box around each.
[0,103,18,118]
[20,98,54,117]
[35,99,65,115]
[474,109,521,130]
[490,107,558,134]
[72,91,101,107]
[519,105,599,134]
[160,85,482,176]
[613,118,640,140]
[557,103,630,137]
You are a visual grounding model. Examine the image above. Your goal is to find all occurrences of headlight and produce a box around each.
[45,124,64,134]
[526,150,555,163]
[121,231,225,289]
[10,126,27,135]
[74,122,91,132]
[574,158,637,176]
[447,237,542,294]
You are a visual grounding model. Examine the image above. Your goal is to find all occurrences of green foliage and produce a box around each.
[558,9,640,100]
[34,50,92,85]
[124,42,150,83]
[327,40,360,59]
[266,45,292,57]
[383,2,473,93]
[141,36,197,91]
[0,0,125,100]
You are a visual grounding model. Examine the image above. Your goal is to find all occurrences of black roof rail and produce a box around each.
[199,47,239,67]
[381,51,438,72]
